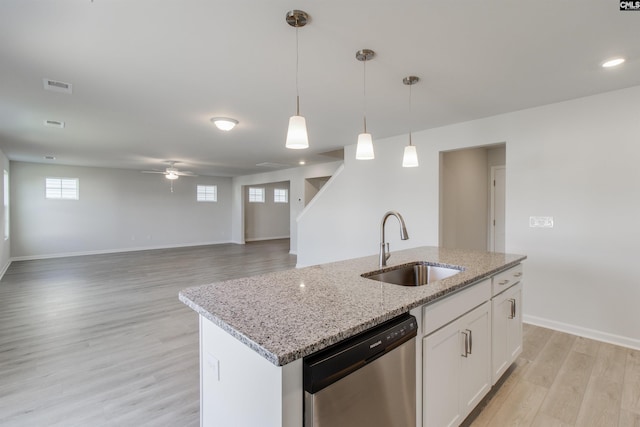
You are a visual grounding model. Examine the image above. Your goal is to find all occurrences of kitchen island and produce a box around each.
[179,246,526,427]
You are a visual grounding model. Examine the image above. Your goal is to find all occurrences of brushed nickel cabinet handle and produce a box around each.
[514,272,523,277]
[508,298,516,319]
[467,329,473,355]
[461,331,469,357]
[499,279,509,285]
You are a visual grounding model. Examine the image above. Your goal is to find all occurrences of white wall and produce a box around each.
[231,161,342,254]
[10,162,232,258]
[298,85,640,350]
[0,149,10,275]
[440,147,489,250]
[244,181,290,241]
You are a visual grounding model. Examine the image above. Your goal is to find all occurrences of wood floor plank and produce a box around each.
[524,330,576,388]
[575,342,627,427]
[538,350,594,424]
[479,379,547,426]
[622,349,640,415]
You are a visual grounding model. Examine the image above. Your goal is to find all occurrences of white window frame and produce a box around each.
[274,188,288,203]
[197,185,217,202]
[45,177,79,200]
[248,187,265,203]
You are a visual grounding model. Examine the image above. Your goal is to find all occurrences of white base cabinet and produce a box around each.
[491,281,523,384]
[423,301,491,427]
[421,264,523,427]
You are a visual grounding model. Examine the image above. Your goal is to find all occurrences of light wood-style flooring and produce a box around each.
[1,240,639,426]
[465,325,640,427]
[0,240,296,426]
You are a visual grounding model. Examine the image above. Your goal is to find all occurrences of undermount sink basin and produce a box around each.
[362,262,463,287]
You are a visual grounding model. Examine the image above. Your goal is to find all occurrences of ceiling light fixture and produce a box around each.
[165,171,179,180]
[285,10,309,150]
[355,49,375,160]
[210,117,238,131]
[402,76,420,168]
[602,57,625,68]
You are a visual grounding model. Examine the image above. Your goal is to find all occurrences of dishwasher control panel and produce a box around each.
[303,313,417,394]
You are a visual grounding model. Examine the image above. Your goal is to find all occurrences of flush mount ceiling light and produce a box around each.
[285,10,309,150]
[210,117,238,131]
[402,76,420,168]
[602,57,625,68]
[355,49,375,160]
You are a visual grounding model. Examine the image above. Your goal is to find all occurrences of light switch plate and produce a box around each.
[529,216,554,228]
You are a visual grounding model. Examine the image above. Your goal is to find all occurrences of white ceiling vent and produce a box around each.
[43,78,73,94]
[44,119,65,128]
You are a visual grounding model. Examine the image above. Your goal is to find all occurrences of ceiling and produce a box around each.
[1,1,639,177]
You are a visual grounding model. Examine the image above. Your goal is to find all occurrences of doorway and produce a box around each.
[439,144,506,252]
[243,181,291,242]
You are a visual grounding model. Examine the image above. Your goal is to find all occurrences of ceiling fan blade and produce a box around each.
[141,170,166,174]
[176,171,197,176]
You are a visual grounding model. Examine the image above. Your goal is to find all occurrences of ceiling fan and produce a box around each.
[141,161,197,180]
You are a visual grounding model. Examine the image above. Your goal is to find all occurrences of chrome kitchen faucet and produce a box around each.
[379,211,409,267]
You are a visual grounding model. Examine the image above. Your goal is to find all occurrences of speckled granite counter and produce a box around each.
[179,246,526,366]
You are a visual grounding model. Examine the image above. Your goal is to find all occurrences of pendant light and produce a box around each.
[355,49,375,160]
[402,76,420,168]
[285,10,309,150]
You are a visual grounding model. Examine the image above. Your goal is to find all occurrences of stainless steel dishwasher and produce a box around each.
[303,313,417,427]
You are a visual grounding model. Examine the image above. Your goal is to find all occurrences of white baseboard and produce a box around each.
[10,240,234,262]
[524,314,640,351]
[0,259,11,281]
[244,236,290,242]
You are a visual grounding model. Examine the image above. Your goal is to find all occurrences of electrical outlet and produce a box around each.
[529,216,554,228]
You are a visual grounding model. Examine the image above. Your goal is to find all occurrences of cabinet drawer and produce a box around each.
[423,279,491,336]
[492,264,523,296]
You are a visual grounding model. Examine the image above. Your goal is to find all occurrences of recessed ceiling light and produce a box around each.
[299,161,306,165]
[602,57,625,68]
[210,117,238,131]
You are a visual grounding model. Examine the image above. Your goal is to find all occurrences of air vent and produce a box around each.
[256,162,290,168]
[43,78,73,94]
[44,155,56,160]
[44,120,65,128]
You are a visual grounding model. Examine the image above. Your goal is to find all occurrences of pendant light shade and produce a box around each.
[402,141,419,167]
[355,49,375,160]
[356,132,374,159]
[286,114,309,149]
[402,75,420,168]
[285,10,309,150]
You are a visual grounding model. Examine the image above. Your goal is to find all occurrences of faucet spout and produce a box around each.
[379,211,409,267]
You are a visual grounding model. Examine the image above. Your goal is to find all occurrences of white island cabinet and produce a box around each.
[179,247,526,427]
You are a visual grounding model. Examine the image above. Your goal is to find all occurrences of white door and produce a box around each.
[490,166,506,252]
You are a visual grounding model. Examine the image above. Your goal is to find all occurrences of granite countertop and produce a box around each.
[179,246,526,366]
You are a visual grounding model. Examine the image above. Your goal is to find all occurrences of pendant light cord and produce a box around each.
[295,27,300,115]
[363,59,367,133]
[408,82,413,146]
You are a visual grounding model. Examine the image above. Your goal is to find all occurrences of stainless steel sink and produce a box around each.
[362,262,463,286]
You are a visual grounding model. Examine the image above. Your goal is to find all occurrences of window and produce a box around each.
[248,187,265,203]
[45,178,79,200]
[274,188,288,203]
[197,185,217,202]
[3,170,8,240]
